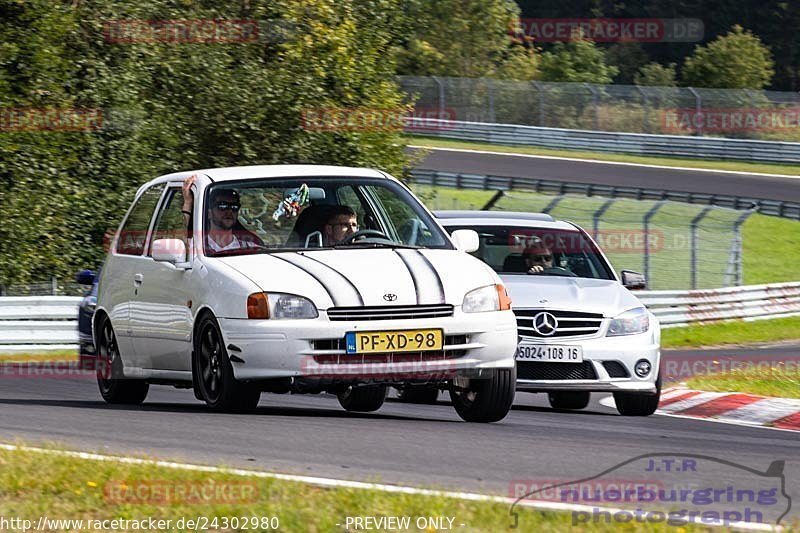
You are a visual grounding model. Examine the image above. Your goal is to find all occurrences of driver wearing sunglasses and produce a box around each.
[523,237,554,275]
[181,174,264,254]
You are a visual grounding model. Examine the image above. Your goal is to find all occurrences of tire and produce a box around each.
[96,315,149,405]
[614,375,662,416]
[396,386,439,404]
[548,391,590,410]
[449,367,516,423]
[194,314,260,412]
[337,385,387,412]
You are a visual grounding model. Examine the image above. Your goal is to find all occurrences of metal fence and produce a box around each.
[405,119,800,164]
[0,277,86,297]
[2,285,798,353]
[410,171,755,290]
[0,296,81,352]
[638,282,800,328]
[400,76,800,142]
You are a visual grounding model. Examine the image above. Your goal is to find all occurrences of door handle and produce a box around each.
[133,273,144,286]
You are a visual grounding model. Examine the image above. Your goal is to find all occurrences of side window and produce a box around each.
[150,187,187,254]
[115,185,165,256]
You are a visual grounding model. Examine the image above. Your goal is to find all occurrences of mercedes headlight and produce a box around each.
[247,293,318,319]
[462,284,511,313]
[607,307,649,336]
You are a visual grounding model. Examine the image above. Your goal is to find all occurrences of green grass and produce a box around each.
[0,350,78,362]
[685,366,800,399]
[743,213,800,284]
[661,316,800,349]
[0,444,701,532]
[413,184,800,290]
[408,136,800,176]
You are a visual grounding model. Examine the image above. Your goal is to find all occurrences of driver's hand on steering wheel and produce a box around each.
[527,265,545,274]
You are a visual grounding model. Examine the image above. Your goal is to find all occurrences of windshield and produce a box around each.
[446,224,615,280]
[203,177,451,256]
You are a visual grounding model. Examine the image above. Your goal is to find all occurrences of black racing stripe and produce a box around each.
[271,254,339,306]
[299,254,364,306]
[415,250,446,303]
[394,250,420,305]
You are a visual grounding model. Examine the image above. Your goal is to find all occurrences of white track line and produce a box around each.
[0,443,777,531]
[409,145,800,179]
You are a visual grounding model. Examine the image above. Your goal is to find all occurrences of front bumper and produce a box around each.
[514,329,660,394]
[218,308,518,383]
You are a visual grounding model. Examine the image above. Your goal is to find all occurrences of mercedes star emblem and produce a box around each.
[532,311,558,336]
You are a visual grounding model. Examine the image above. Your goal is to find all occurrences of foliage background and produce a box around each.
[0,0,411,285]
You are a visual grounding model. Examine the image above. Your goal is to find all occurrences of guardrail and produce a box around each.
[409,168,800,220]
[0,296,81,353]
[407,119,800,165]
[636,282,800,328]
[0,286,797,347]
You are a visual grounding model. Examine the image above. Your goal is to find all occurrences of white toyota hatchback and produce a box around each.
[93,166,518,422]
[438,211,661,416]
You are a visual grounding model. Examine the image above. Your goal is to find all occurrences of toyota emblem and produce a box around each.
[532,312,558,336]
[383,293,398,302]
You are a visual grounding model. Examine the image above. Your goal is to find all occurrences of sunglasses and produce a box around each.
[214,201,240,211]
[529,254,552,262]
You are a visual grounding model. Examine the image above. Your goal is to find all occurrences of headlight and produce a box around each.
[247,293,318,319]
[462,284,511,313]
[607,307,649,336]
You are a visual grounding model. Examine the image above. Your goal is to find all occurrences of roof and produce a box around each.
[434,210,579,231]
[145,165,390,188]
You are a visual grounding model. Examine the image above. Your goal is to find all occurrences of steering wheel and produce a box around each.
[542,266,577,277]
[337,229,392,245]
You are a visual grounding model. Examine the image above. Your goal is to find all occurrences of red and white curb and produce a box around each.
[657,386,800,431]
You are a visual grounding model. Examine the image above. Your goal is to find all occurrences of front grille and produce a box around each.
[327,304,454,321]
[517,361,597,380]
[516,310,603,339]
[602,361,629,378]
[312,334,468,352]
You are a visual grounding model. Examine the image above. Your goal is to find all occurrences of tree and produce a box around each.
[537,37,619,84]
[634,63,678,87]
[0,0,411,287]
[395,0,535,79]
[682,25,774,89]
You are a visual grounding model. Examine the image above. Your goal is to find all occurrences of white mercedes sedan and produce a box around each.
[438,211,661,416]
[93,166,518,422]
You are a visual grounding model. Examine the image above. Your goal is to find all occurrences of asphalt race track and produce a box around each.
[1,360,798,522]
[410,146,800,203]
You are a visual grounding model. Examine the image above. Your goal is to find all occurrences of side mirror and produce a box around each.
[621,270,647,290]
[76,269,96,286]
[450,229,479,253]
[152,239,187,265]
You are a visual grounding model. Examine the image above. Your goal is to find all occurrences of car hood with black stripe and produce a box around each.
[217,248,500,309]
